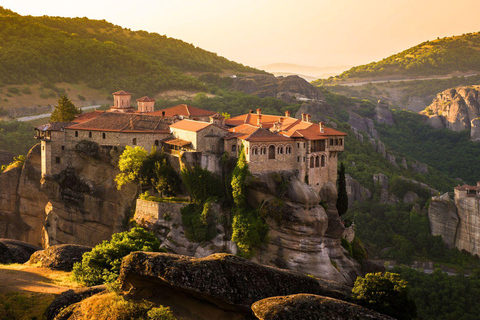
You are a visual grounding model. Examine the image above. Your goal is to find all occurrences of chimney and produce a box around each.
[477,181,480,187]
[285,110,290,118]
[249,109,254,113]
[257,108,262,115]
[306,114,311,123]
[162,111,165,119]
[319,122,324,133]
[279,117,283,124]
[257,114,262,126]
[301,113,306,121]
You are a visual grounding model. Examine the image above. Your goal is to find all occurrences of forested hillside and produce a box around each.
[327,32,480,81]
[0,7,262,96]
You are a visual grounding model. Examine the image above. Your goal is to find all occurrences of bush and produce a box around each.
[352,272,417,320]
[181,202,218,242]
[180,166,224,203]
[72,227,163,286]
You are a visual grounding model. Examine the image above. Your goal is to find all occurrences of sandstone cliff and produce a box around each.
[429,194,480,255]
[0,143,137,247]
[422,86,480,141]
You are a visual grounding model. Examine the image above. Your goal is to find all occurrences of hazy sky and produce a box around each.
[2,0,480,69]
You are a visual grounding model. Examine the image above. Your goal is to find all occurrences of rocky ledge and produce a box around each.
[252,294,394,320]
[27,244,92,271]
[118,252,350,319]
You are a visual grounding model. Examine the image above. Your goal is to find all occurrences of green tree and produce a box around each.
[72,227,163,286]
[336,162,348,216]
[352,272,417,320]
[115,146,148,189]
[50,95,81,122]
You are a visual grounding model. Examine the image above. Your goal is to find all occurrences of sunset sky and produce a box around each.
[2,0,480,70]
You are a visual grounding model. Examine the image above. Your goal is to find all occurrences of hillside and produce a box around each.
[0,6,263,109]
[324,32,480,82]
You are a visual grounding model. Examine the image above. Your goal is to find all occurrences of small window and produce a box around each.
[133,138,137,145]
[330,138,333,146]
[277,147,283,154]
[297,143,300,148]
[321,155,326,167]
[310,157,314,168]
[232,145,236,152]
[55,157,60,164]
[286,146,291,154]
[103,133,106,139]
[89,132,92,138]
[340,139,343,146]
[260,147,266,155]
[303,143,306,148]
[246,147,248,155]
[61,146,65,150]
[42,145,45,150]
[155,140,159,146]
[297,156,300,162]
[303,157,306,162]
[75,131,78,137]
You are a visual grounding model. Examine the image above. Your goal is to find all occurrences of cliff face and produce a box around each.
[247,171,361,285]
[423,86,480,141]
[428,194,480,255]
[0,143,137,247]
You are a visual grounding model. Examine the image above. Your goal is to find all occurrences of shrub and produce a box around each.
[181,202,218,242]
[352,272,416,320]
[180,166,223,203]
[72,227,163,286]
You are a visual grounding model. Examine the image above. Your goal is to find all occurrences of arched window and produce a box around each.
[277,146,283,154]
[286,146,291,154]
[232,145,236,152]
[132,138,137,145]
[321,155,326,167]
[315,156,320,167]
[260,147,266,155]
[310,157,314,168]
[252,147,258,155]
[268,145,275,159]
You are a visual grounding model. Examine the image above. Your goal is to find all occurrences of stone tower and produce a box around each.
[137,96,155,113]
[110,90,134,113]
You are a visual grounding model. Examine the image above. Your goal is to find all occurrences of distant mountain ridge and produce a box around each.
[328,32,480,81]
[0,6,263,97]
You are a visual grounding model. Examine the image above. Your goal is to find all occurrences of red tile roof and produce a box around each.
[147,104,216,118]
[112,90,131,95]
[169,119,220,132]
[225,112,346,140]
[73,110,105,123]
[137,96,155,102]
[36,122,74,132]
[455,184,480,191]
[66,113,169,133]
[163,138,191,147]
[227,124,291,142]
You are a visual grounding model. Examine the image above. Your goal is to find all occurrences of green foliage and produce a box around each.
[376,109,480,185]
[140,148,180,196]
[345,200,480,269]
[72,227,163,286]
[0,9,262,94]
[230,146,268,257]
[351,237,368,263]
[50,95,81,122]
[180,166,224,203]
[328,33,480,80]
[0,120,36,155]
[393,266,480,320]
[147,306,177,320]
[352,272,416,320]
[0,154,25,172]
[115,146,148,189]
[336,162,348,216]
[341,238,353,256]
[181,202,218,243]
[154,90,302,117]
[139,191,189,204]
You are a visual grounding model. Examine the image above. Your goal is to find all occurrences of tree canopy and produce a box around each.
[50,95,81,122]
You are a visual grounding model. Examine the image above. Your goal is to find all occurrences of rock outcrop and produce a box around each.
[0,238,41,263]
[27,244,92,271]
[0,149,14,166]
[46,285,106,320]
[345,174,371,208]
[374,100,394,125]
[0,143,137,248]
[422,85,480,141]
[428,199,459,249]
[118,252,350,319]
[252,294,394,320]
[246,171,361,285]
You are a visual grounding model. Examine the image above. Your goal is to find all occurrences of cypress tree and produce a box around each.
[336,162,348,216]
[50,95,81,122]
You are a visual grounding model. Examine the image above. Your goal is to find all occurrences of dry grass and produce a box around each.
[0,291,55,320]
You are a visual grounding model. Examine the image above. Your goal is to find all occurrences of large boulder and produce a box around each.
[252,294,394,320]
[428,199,459,249]
[0,238,41,263]
[374,100,394,125]
[27,244,92,271]
[46,285,106,320]
[118,252,350,318]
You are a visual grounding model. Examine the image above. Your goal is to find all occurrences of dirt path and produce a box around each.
[0,265,76,295]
